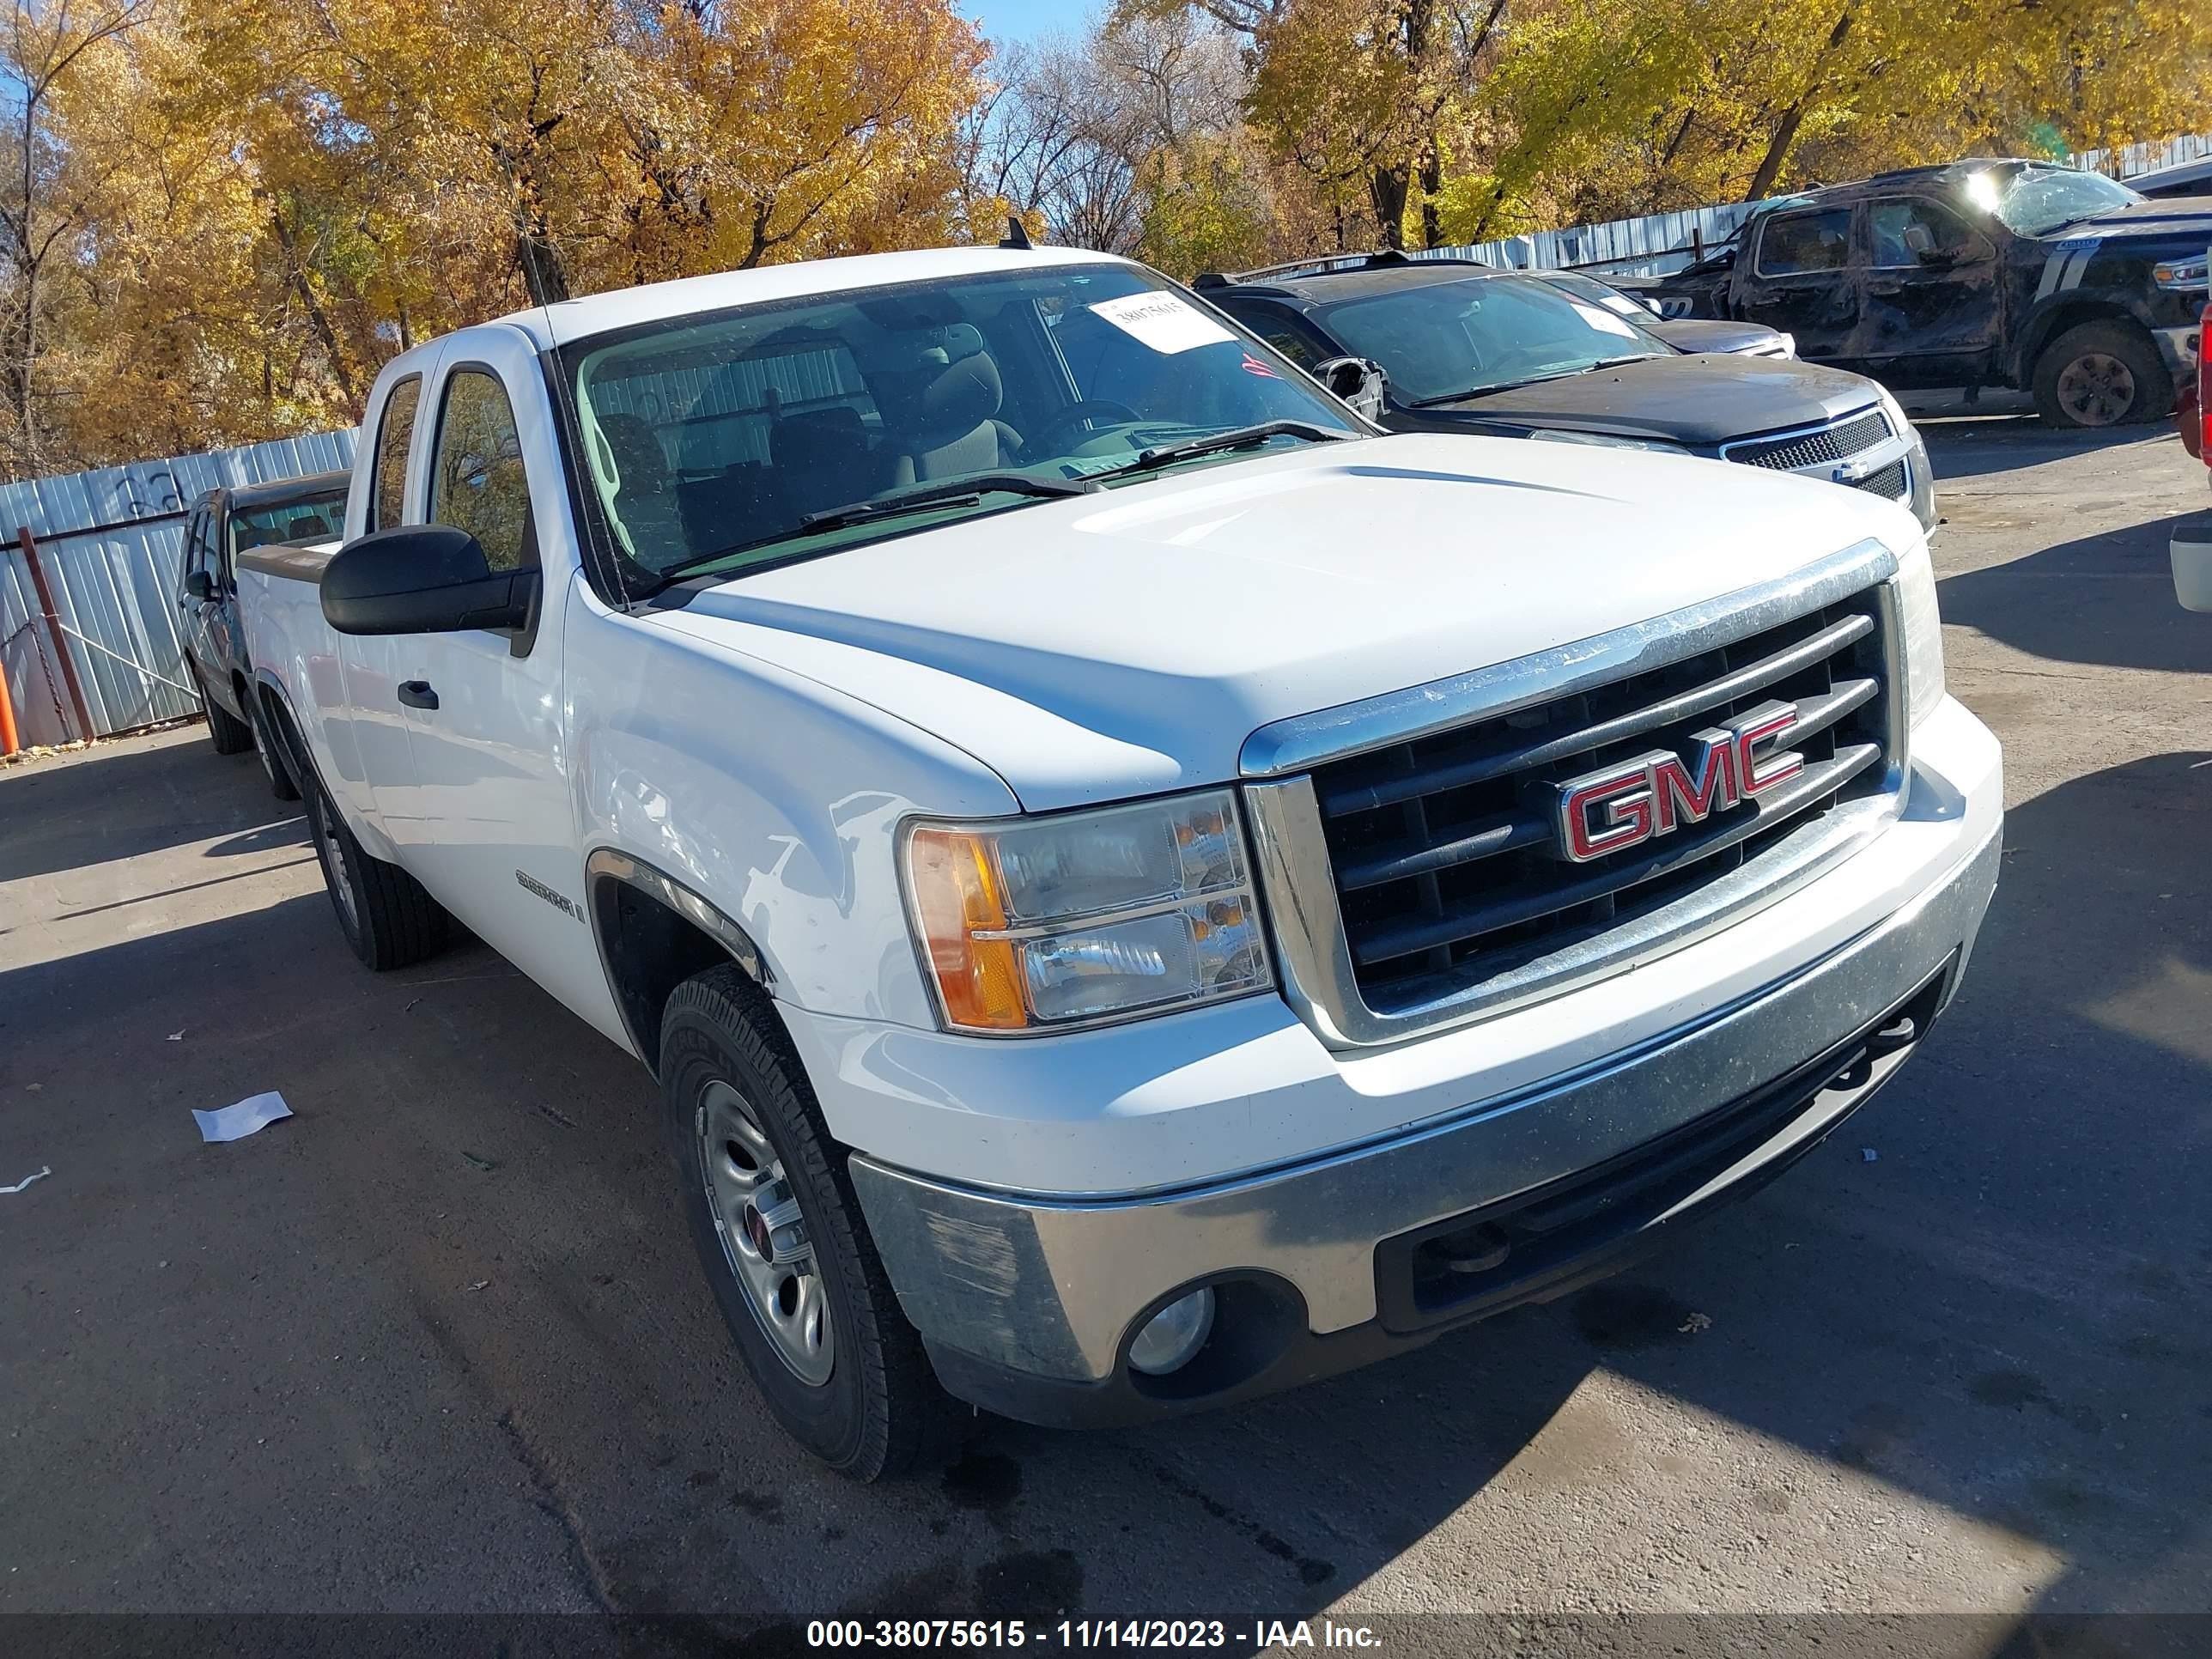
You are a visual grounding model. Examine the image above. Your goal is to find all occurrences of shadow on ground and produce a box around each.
[1918,418,2180,486]
[1936,507,2212,676]
[2,715,2207,1644]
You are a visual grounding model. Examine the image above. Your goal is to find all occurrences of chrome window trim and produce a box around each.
[1242,538,1909,1050]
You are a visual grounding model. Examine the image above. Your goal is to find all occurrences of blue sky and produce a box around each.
[963,0,1098,47]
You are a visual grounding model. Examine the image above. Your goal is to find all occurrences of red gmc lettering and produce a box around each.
[1557,702,1803,863]
[1732,703,1805,793]
[1560,765,1655,860]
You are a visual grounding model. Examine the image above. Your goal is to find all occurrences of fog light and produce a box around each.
[1127,1287,1216,1376]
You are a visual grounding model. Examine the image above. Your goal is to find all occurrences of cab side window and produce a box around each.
[1223,302,1326,370]
[1755,209,1853,276]
[370,376,422,532]
[1868,199,1984,269]
[428,369,537,573]
[179,508,211,591]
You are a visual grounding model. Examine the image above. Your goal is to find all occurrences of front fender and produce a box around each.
[566,593,1020,1028]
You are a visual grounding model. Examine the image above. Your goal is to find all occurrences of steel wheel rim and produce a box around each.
[313,794,359,931]
[696,1079,835,1385]
[2057,352,2135,427]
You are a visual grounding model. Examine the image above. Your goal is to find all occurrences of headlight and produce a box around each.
[1893,534,1946,727]
[1527,429,1688,455]
[1875,383,1916,441]
[2154,257,2207,293]
[902,789,1272,1033]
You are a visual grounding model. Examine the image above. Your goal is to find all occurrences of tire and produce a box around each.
[2033,321,2173,429]
[301,771,449,970]
[248,693,301,802]
[199,672,255,756]
[659,964,959,1480]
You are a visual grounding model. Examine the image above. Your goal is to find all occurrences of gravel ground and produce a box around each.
[2,417,2207,1653]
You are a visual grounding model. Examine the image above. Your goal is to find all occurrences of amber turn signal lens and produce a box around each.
[905,826,1028,1030]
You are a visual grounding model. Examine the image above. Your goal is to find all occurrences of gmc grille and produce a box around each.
[1307,588,1893,1015]
[1725,409,1891,471]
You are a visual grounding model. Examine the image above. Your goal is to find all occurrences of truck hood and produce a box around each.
[1416,353,1881,447]
[2056,198,2212,240]
[1648,318,1787,356]
[643,432,1919,812]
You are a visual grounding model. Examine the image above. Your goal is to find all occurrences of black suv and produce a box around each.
[176,470,348,796]
[1626,160,2212,428]
[1196,253,1936,529]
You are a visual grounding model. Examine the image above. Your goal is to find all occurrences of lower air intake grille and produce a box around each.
[1309,587,1893,1015]
[1853,457,1910,501]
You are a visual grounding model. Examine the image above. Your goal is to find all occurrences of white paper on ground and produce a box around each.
[194,1091,294,1143]
[1087,291,1236,355]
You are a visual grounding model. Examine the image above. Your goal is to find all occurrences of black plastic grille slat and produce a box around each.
[1728,409,1891,471]
[1312,588,1893,1012]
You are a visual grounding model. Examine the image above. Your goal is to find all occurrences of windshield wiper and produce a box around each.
[651,474,1093,586]
[1091,421,1350,480]
[1411,356,1661,408]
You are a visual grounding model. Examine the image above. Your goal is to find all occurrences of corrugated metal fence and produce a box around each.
[1,430,357,745]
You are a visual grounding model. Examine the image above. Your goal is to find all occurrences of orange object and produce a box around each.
[906,826,1028,1030]
[0,649,19,756]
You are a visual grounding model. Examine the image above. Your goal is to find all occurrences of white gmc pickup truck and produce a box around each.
[238,246,2002,1480]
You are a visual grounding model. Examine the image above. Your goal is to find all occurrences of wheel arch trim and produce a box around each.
[585,848,775,1064]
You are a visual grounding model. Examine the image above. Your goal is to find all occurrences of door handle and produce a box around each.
[398,680,440,711]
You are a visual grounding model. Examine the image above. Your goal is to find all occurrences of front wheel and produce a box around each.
[2033,321,2172,428]
[659,964,957,1480]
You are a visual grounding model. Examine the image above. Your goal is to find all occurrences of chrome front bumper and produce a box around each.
[850,823,2002,1425]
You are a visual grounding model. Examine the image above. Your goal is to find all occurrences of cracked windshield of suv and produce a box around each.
[565,264,1362,586]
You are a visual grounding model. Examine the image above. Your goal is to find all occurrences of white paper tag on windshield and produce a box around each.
[1569,300,1642,339]
[1088,292,1236,355]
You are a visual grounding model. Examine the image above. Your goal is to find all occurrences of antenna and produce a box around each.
[1000,216,1034,251]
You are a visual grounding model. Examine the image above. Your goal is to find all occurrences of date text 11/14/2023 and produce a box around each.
[805,1620,1384,1650]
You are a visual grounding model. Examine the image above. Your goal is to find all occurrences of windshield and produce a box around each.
[1315,273,1670,404]
[561,263,1359,584]
[231,491,345,551]
[1984,166,2141,236]
[1540,272,1659,321]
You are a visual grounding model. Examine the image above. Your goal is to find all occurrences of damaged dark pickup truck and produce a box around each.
[1628,160,2212,428]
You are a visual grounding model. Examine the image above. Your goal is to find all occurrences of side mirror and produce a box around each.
[184,568,215,602]
[1316,356,1389,422]
[320,524,535,637]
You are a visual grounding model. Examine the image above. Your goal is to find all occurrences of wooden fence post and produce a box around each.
[16,525,94,742]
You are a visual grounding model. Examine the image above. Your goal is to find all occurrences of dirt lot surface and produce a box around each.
[3,419,2208,1651]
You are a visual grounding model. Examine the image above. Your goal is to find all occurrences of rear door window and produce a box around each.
[1755,210,1855,276]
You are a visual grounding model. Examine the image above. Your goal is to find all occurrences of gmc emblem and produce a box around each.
[1553,700,1805,863]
